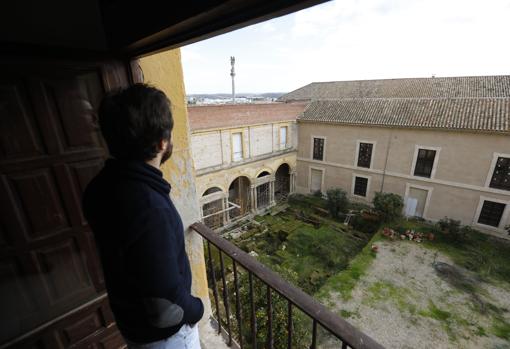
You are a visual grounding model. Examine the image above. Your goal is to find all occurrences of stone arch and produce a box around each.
[275,163,291,202]
[255,168,272,178]
[228,176,251,219]
[201,186,226,230]
[202,186,223,196]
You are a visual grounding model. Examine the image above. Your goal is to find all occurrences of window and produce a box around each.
[478,200,506,227]
[279,126,288,149]
[353,176,368,197]
[232,132,243,161]
[357,142,373,168]
[489,156,510,191]
[414,148,436,178]
[312,137,325,161]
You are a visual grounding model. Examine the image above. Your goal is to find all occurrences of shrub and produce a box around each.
[436,217,467,242]
[312,189,323,198]
[350,214,381,234]
[372,192,403,222]
[326,188,349,218]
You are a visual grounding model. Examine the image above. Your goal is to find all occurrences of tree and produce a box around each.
[372,192,403,222]
[326,188,349,219]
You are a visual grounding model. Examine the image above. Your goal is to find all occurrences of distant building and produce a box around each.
[280,76,510,236]
[188,102,306,229]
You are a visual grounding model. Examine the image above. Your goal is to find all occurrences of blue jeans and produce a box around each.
[125,324,201,349]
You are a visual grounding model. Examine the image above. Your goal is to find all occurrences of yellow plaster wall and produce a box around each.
[138,49,211,317]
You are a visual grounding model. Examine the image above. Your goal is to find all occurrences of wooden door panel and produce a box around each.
[33,237,93,304]
[0,257,39,342]
[7,168,70,240]
[0,60,129,347]
[36,75,103,152]
[0,80,45,160]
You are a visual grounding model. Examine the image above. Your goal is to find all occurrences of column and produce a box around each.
[250,185,257,213]
[290,170,296,193]
[223,197,230,225]
[270,180,276,206]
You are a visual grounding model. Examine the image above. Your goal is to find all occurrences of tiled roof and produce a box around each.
[300,98,510,132]
[279,76,510,101]
[188,103,306,131]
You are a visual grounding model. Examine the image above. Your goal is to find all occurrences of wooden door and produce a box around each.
[0,59,130,348]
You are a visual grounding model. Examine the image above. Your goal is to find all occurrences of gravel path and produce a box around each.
[320,241,510,349]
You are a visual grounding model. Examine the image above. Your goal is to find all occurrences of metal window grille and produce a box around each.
[490,157,510,191]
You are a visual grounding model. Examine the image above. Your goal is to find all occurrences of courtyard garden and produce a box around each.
[208,190,510,349]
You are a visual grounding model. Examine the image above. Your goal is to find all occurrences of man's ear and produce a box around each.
[158,138,168,152]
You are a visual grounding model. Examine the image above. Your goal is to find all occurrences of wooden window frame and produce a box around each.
[311,135,326,162]
[474,196,510,230]
[351,174,371,198]
[410,145,441,179]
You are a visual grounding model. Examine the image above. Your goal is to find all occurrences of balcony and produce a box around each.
[191,222,384,349]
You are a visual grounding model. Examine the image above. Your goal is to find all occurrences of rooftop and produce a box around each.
[188,102,307,131]
[300,98,510,133]
[279,76,510,101]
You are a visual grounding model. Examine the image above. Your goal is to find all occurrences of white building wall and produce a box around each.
[191,121,296,173]
[250,125,273,156]
[191,132,222,169]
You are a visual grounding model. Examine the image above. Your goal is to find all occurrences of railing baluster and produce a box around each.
[248,272,257,349]
[310,319,317,349]
[287,301,293,349]
[206,241,221,334]
[233,260,244,349]
[219,250,232,346]
[267,286,273,349]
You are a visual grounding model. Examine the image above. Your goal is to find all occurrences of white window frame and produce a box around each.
[279,126,288,150]
[310,135,326,162]
[231,132,243,162]
[308,166,325,194]
[484,152,510,189]
[404,183,434,219]
[351,173,371,199]
[410,145,441,179]
[354,140,376,169]
[474,196,510,231]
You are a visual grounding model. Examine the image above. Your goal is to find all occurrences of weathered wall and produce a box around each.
[191,131,223,169]
[297,122,510,235]
[138,50,211,320]
[191,121,296,171]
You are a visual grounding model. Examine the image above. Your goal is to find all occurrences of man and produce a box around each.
[83,84,204,348]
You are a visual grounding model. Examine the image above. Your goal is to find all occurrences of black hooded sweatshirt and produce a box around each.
[82,158,204,343]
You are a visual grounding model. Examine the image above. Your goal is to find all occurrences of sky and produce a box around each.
[181,0,510,94]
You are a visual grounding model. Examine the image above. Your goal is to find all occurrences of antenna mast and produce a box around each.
[230,56,236,103]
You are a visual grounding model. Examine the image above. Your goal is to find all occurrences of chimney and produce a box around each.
[230,56,236,103]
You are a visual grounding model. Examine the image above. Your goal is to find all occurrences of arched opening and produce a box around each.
[275,163,291,202]
[228,176,251,219]
[256,171,271,209]
[201,187,224,229]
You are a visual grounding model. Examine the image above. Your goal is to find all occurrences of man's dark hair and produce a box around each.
[98,83,174,161]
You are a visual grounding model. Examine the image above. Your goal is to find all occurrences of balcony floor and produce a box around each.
[199,317,233,349]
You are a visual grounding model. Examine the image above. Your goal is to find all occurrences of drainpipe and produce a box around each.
[380,130,393,192]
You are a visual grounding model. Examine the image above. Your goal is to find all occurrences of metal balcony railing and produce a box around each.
[191,222,384,349]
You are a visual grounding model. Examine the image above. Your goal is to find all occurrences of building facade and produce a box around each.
[188,103,306,229]
[280,76,510,236]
